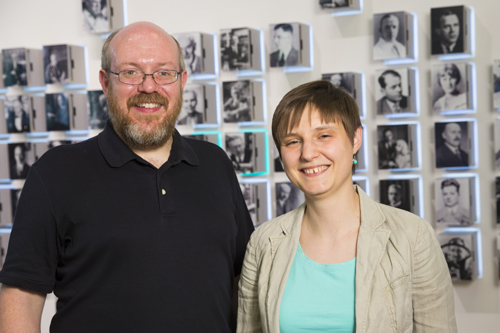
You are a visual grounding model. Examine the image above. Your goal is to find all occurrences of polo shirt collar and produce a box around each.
[98,120,199,168]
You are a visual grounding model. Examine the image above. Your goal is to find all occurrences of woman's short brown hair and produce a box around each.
[272,80,361,153]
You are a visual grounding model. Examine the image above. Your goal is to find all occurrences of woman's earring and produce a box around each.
[353,155,358,165]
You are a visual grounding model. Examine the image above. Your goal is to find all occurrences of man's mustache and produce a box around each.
[127,93,169,108]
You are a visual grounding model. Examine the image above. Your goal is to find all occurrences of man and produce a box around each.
[436,178,470,225]
[436,122,469,168]
[377,70,408,115]
[373,13,406,60]
[45,53,66,84]
[8,144,30,180]
[226,134,253,173]
[177,89,203,125]
[270,23,299,67]
[6,97,30,133]
[3,50,27,87]
[0,22,253,332]
[377,128,396,169]
[276,182,294,216]
[386,184,410,212]
[431,8,464,54]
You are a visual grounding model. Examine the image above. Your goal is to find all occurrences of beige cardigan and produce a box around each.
[237,186,457,332]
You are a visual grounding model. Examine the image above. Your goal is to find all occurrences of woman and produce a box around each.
[237,80,456,332]
[393,139,411,169]
[183,36,202,75]
[433,63,467,112]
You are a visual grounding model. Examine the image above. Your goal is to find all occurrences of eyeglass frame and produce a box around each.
[105,69,184,85]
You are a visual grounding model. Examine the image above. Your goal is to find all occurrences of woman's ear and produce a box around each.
[352,126,363,154]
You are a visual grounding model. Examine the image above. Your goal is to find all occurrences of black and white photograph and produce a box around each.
[319,0,349,9]
[8,143,34,180]
[439,232,475,281]
[225,132,254,173]
[375,68,409,115]
[175,33,203,75]
[431,6,465,55]
[434,121,471,168]
[222,81,252,123]
[377,124,411,169]
[322,72,354,96]
[46,93,70,131]
[178,84,205,126]
[240,183,258,226]
[435,178,473,226]
[82,0,110,33]
[493,60,500,109]
[373,12,407,60]
[2,48,27,87]
[88,90,108,130]
[432,63,469,112]
[220,28,251,72]
[5,95,30,133]
[379,179,412,213]
[43,45,68,85]
[269,23,300,67]
[275,181,305,217]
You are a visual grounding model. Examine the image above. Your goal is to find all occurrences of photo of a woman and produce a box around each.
[237,80,456,332]
[394,139,411,168]
[432,63,468,112]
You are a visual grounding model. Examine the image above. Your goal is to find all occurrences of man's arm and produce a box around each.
[0,284,46,333]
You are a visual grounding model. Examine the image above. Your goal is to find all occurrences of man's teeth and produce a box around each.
[137,103,160,108]
[303,166,327,174]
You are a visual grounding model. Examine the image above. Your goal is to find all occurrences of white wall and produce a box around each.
[1,0,500,331]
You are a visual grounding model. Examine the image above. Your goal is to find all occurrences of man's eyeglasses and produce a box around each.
[106,69,183,85]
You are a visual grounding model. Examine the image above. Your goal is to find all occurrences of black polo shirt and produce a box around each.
[0,122,254,332]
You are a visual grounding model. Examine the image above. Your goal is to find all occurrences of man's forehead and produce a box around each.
[384,16,399,25]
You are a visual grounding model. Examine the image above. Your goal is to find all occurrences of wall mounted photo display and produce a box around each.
[269,22,312,71]
[239,179,270,228]
[320,0,363,16]
[0,99,7,136]
[434,120,475,169]
[0,228,11,267]
[322,72,366,118]
[379,177,420,215]
[225,131,267,175]
[493,60,500,110]
[2,48,44,88]
[4,95,31,134]
[0,144,9,180]
[431,62,475,114]
[173,32,216,78]
[46,93,70,131]
[87,90,108,130]
[220,27,263,74]
[352,175,369,194]
[376,123,419,170]
[275,181,305,217]
[178,83,218,127]
[8,142,35,180]
[438,230,478,281]
[82,0,125,34]
[222,80,264,125]
[435,175,477,227]
[43,45,86,86]
[375,67,419,118]
[182,132,221,147]
[431,5,475,60]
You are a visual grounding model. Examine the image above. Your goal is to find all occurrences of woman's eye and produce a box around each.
[285,140,299,146]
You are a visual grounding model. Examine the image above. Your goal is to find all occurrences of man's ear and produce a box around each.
[180,70,188,90]
[99,69,110,97]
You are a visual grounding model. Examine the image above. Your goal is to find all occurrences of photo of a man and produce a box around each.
[2,48,27,87]
[431,6,464,55]
[377,125,410,169]
[46,93,70,131]
[439,235,473,281]
[373,12,407,60]
[43,45,68,85]
[435,178,471,226]
[220,28,251,72]
[225,132,254,173]
[5,95,30,133]
[177,85,204,126]
[174,33,203,75]
[435,121,470,168]
[379,180,411,213]
[275,182,305,217]
[88,90,109,129]
[223,81,252,123]
[8,143,32,180]
[376,69,408,115]
[321,72,354,96]
[269,23,300,67]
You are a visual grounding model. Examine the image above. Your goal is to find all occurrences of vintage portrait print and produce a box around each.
[43,45,69,85]
[435,177,472,226]
[269,23,300,67]
[5,95,30,133]
[432,63,469,112]
[2,48,27,87]
[82,0,110,33]
[379,179,412,213]
[220,28,251,72]
[225,132,255,173]
[377,124,411,169]
[431,6,465,55]
[177,84,205,126]
[439,233,474,281]
[319,0,349,9]
[434,121,470,168]
[88,90,109,130]
[373,12,407,60]
[275,181,305,217]
[175,33,203,75]
[46,93,70,131]
[222,81,252,123]
[240,183,258,226]
[322,72,354,96]
[375,68,409,115]
[494,60,500,109]
[8,143,34,180]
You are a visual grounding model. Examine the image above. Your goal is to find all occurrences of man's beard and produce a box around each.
[107,86,182,150]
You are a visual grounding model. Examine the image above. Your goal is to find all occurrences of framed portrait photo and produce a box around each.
[8,143,35,180]
[322,72,366,118]
[434,120,475,169]
[239,179,270,228]
[4,95,31,134]
[438,230,478,281]
[87,90,109,130]
[375,67,419,117]
[435,176,477,226]
[431,62,475,114]
[379,177,420,215]
[173,32,216,78]
[377,123,419,170]
[224,131,267,175]
[275,181,305,217]
[178,83,219,128]
[269,22,312,71]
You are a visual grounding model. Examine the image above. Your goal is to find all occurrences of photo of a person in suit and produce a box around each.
[431,7,464,55]
[377,128,396,169]
[2,49,27,87]
[46,93,70,131]
[435,122,469,168]
[376,69,408,115]
[373,13,406,60]
[9,144,31,180]
[322,72,354,96]
[45,53,66,84]
[270,23,299,67]
[177,89,203,126]
[223,81,252,123]
[226,133,253,173]
[436,178,470,226]
[6,96,30,133]
[275,182,304,217]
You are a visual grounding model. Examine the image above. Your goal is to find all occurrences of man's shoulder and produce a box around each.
[182,137,230,165]
[35,137,99,171]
